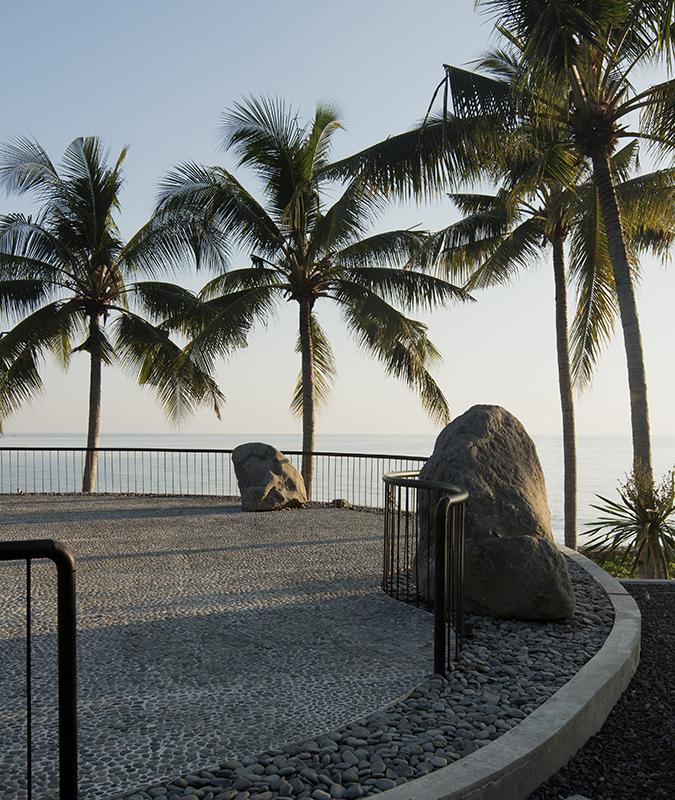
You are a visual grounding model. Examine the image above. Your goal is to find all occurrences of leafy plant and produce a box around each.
[585,466,675,579]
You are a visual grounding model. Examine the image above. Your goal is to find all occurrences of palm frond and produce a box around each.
[220,96,306,217]
[333,279,449,424]
[0,214,69,279]
[0,301,82,427]
[0,348,43,432]
[337,266,471,311]
[429,195,513,280]
[0,279,55,321]
[635,77,675,153]
[0,136,60,198]
[122,208,230,277]
[128,282,204,329]
[157,162,285,260]
[618,167,675,258]
[324,113,503,200]
[463,216,545,290]
[309,177,386,256]
[305,101,344,175]
[113,311,224,424]
[199,267,283,300]
[331,229,427,270]
[180,285,280,374]
[290,315,336,417]
[569,189,618,388]
[446,64,515,121]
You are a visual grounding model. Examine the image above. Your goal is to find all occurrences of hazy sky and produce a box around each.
[1,0,673,440]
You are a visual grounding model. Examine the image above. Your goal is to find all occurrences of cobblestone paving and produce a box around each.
[0,496,433,799]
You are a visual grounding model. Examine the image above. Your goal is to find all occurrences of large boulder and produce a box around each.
[418,405,575,620]
[232,443,307,511]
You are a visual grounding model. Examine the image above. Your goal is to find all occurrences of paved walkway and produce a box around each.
[0,496,433,800]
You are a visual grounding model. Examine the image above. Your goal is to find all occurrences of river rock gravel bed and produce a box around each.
[118,558,614,800]
[530,582,674,800]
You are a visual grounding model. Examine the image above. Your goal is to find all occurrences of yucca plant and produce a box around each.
[585,466,675,579]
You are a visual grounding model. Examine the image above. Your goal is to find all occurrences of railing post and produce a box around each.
[0,540,78,799]
[55,547,78,798]
[434,496,449,676]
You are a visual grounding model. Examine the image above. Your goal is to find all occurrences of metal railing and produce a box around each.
[382,470,467,674]
[0,447,427,508]
[0,539,78,799]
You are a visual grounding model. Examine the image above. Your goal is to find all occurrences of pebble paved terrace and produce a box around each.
[0,496,434,800]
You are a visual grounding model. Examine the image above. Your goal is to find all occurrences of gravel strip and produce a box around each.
[530,582,674,800]
[118,559,614,800]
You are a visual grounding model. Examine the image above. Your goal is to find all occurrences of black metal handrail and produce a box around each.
[0,447,427,508]
[382,470,467,675]
[0,540,78,799]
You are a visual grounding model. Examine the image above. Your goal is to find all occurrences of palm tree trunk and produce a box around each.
[298,298,315,498]
[552,233,577,550]
[591,150,653,479]
[82,315,102,493]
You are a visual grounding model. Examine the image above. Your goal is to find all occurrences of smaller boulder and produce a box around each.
[331,498,352,509]
[232,443,307,511]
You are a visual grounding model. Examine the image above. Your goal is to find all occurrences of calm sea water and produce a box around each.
[1,431,673,545]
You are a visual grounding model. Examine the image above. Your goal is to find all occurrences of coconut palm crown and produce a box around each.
[157,97,470,494]
[454,0,675,480]
[0,137,231,491]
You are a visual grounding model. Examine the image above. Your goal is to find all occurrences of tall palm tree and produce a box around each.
[433,137,675,550]
[0,136,231,491]
[457,0,675,479]
[328,0,675,479]
[157,97,470,495]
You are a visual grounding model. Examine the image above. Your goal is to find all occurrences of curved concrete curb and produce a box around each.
[376,547,641,800]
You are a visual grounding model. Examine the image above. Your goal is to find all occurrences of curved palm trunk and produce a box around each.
[552,233,577,550]
[81,315,102,493]
[298,298,315,498]
[591,151,653,480]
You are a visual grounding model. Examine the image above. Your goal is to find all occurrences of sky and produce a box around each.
[0,0,673,440]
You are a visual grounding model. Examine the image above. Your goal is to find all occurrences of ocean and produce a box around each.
[1,431,673,545]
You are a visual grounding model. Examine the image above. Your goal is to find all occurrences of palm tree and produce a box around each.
[0,136,231,491]
[433,137,675,550]
[157,97,470,495]
[457,0,675,479]
[328,0,675,479]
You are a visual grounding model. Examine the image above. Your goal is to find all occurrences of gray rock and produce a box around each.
[331,498,353,509]
[463,532,576,620]
[418,405,575,620]
[232,443,307,511]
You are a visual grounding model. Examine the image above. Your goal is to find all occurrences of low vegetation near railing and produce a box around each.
[0,447,427,509]
[382,470,467,674]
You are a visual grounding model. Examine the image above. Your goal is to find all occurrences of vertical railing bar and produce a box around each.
[26,557,32,800]
[405,485,410,603]
[434,497,448,676]
[395,485,401,597]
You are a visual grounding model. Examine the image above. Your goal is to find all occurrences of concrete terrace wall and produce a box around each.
[376,548,641,800]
